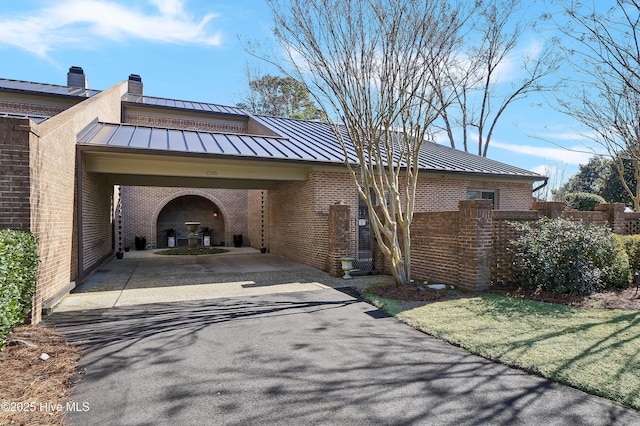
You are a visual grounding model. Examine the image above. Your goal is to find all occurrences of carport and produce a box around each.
[75,120,318,282]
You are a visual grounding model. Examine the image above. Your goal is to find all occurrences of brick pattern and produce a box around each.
[156,195,225,247]
[123,113,248,134]
[268,178,331,271]
[624,213,640,234]
[0,117,32,231]
[80,168,113,271]
[410,211,460,284]
[414,176,533,211]
[491,210,539,285]
[121,187,249,249]
[0,101,68,117]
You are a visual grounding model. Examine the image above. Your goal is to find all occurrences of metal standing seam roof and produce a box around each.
[121,94,249,116]
[252,115,543,178]
[0,78,100,98]
[77,118,543,179]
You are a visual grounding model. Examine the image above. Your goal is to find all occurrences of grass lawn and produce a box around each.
[364,291,640,410]
[153,247,228,255]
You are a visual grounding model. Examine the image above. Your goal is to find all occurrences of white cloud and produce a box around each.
[491,140,594,165]
[0,0,221,57]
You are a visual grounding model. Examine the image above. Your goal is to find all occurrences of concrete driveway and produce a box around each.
[54,248,391,312]
[45,254,640,425]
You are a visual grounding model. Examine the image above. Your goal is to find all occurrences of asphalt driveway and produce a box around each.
[46,286,640,425]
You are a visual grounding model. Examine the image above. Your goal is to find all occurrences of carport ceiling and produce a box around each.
[81,150,312,189]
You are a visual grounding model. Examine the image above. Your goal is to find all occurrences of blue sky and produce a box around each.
[0,0,602,188]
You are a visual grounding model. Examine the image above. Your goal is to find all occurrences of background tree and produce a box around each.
[552,155,635,208]
[600,158,637,208]
[552,156,609,200]
[236,73,325,120]
[436,0,560,156]
[548,0,640,210]
[267,0,468,285]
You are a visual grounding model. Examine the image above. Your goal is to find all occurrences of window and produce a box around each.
[369,187,390,206]
[467,189,497,208]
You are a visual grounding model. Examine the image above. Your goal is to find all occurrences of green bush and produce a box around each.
[509,218,630,295]
[616,234,640,272]
[564,192,606,211]
[0,230,38,349]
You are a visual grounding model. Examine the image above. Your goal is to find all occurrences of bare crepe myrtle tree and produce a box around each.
[436,0,560,157]
[548,0,640,210]
[267,0,468,285]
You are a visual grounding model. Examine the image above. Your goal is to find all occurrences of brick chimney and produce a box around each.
[127,74,143,95]
[67,66,88,89]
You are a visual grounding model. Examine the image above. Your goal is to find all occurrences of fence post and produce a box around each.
[458,199,493,291]
[595,203,626,234]
[327,204,351,276]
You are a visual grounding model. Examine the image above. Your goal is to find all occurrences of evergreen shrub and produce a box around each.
[509,218,630,294]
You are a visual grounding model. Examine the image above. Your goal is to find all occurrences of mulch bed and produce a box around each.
[369,282,640,311]
[0,325,82,426]
[367,284,447,302]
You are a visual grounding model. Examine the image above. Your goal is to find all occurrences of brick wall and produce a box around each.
[410,211,460,284]
[0,117,32,231]
[0,100,70,117]
[80,166,113,273]
[121,187,249,249]
[491,210,539,285]
[123,110,248,134]
[413,175,534,211]
[28,82,126,322]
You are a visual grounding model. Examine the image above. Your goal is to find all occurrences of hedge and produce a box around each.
[564,192,606,211]
[509,218,630,295]
[0,230,38,349]
[616,234,640,273]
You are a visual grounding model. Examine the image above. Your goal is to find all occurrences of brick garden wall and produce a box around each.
[386,201,636,291]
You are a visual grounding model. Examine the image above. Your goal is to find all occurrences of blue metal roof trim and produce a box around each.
[121,93,249,116]
[0,78,100,98]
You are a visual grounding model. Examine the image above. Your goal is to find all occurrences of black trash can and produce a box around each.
[233,234,243,248]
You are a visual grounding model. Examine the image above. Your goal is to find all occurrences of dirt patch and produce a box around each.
[0,325,82,426]
[367,284,447,302]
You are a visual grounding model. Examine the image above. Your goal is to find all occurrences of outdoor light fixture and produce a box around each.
[213,212,218,218]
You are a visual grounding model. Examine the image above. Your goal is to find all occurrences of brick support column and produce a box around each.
[327,204,351,276]
[458,199,493,291]
[595,203,626,234]
[532,201,565,218]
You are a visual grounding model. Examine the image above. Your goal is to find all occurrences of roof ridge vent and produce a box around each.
[127,74,143,96]
[67,66,88,89]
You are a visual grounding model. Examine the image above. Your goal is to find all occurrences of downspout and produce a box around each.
[532,177,549,194]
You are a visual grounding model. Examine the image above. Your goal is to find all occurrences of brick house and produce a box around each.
[0,67,544,322]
